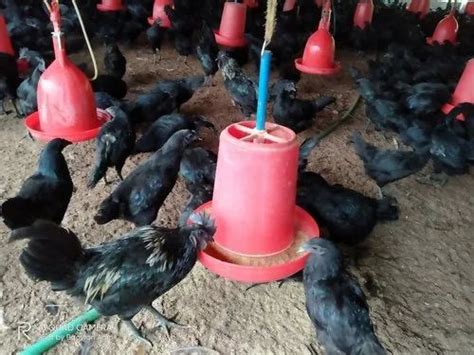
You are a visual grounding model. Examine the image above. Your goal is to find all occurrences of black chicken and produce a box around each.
[17,58,45,116]
[146,19,165,63]
[91,75,128,99]
[1,139,73,230]
[297,172,399,245]
[196,22,219,82]
[217,51,257,118]
[0,52,21,115]
[104,41,127,79]
[271,80,336,133]
[10,213,216,344]
[179,147,217,187]
[165,5,194,63]
[94,129,197,226]
[302,238,386,355]
[352,132,430,190]
[132,114,215,154]
[179,183,213,227]
[88,106,136,188]
[94,91,122,110]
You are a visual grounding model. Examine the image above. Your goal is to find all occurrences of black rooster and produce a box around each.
[10,213,216,345]
[1,139,73,230]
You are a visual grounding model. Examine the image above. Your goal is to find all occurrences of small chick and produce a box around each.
[217,51,257,118]
[302,238,386,355]
[88,106,136,188]
[104,40,127,79]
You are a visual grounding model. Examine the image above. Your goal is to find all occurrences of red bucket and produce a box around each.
[147,0,173,28]
[426,13,458,45]
[353,0,374,29]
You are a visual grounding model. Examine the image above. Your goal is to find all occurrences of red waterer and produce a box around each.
[353,0,374,30]
[148,0,173,28]
[426,12,458,45]
[97,0,125,12]
[295,0,341,75]
[442,59,474,121]
[24,1,110,142]
[466,1,474,16]
[406,0,430,18]
[214,2,248,48]
[194,121,319,283]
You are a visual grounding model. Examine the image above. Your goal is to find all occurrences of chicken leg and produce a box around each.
[123,320,153,346]
[146,305,189,337]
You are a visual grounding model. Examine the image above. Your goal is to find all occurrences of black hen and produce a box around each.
[297,172,399,245]
[217,51,257,118]
[94,129,197,226]
[196,22,219,81]
[271,80,336,133]
[146,19,165,62]
[91,75,128,99]
[352,132,430,188]
[88,106,136,188]
[1,139,73,230]
[10,213,216,344]
[179,183,213,227]
[104,41,127,79]
[405,82,451,116]
[133,114,214,154]
[17,58,45,116]
[165,5,194,61]
[0,53,21,115]
[302,238,386,355]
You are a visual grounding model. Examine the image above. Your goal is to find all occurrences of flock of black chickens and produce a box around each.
[1,0,474,353]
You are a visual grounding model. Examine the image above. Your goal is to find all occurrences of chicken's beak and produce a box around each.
[297,243,308,254]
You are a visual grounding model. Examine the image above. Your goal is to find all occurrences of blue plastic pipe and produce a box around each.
[256,50,272,131]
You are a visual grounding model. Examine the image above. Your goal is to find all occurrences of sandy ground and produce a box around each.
[0,41,473,355]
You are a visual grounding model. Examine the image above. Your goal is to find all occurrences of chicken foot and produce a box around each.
[123,320,153,346]
[146,305,189,337]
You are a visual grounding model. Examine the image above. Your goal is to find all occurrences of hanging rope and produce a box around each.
[262,0,278,54]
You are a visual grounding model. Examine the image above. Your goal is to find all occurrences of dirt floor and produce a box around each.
[0,41,473,355]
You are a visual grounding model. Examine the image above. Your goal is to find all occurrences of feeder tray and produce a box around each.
[97,0,125,12]
[214,2,248,48]
[195,121,319,283]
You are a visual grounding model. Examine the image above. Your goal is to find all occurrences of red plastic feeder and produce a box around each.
[25,2,109,142]
[97,0,124,12]
[295,1,341,75]
[147,0,173,28]
[442,59,474,120]
[406,0,430,18]
[244,0,259,9]
[466,1,474,16]
[426,13,458,45]
[214,2,247,48]
[315,0,325,7]
[353,0,374,30]
[0,15,14,56]
[195,121,319,283]
[283,0,297,12]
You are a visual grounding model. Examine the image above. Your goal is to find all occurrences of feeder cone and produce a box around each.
[466,1,474,15]
[406,0,430,18]
[97,0,125,12]
[315,0,325,7]
[147,0,173,27]
[295,1,341,75]
[25,3,110,142]
[426,13,458,45]
[194,121,319,283]
[0,15,14,56]
[353,0,374,30]
[214,2,248,48]
[283,0,297,12]
[442,59,474,119]
[244,0,259,9]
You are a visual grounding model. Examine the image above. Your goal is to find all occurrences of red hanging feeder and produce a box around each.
[406,0,430,18]
[426,12,458,45]
[25,1,110,142]
[97,0,125,12]
[244,0,259,9]
[295,0,341,75]
[442,59,474,120]
[195,121,319,283]
[214,2,248,48]
[0,14,14,56]
[466,1,474,15]
[353,0,374,30]
[147,0,173,27]
[314,0,325,7]
[283,0,296,12]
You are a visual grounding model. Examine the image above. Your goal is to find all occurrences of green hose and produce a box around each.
[20,309,101,355]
